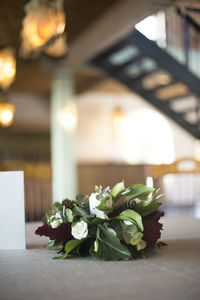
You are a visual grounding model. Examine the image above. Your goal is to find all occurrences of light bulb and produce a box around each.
[0,48,16,90]
[57,103,77,131]
[0,102,15,127]
[1,109,12,124]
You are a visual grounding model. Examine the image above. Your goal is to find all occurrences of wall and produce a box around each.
[76,87,195,163]
[9,92,50,132]
[0,87,196,163]
[0,92,50,161]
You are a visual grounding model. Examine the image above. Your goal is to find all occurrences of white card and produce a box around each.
[0,171,26,249]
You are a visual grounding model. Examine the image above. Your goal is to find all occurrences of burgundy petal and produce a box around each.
[142,211,164,247]
[35,223,73,244]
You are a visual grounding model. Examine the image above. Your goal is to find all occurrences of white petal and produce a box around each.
[124,220,133,226]
[95,209,108,219]
[51,220,61,228]
[89,193,100,215]
[71,221,88,240]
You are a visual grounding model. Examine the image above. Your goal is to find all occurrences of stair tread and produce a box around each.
[91,29,200,139]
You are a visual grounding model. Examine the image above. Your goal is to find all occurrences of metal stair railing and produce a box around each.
[91,28,200,139]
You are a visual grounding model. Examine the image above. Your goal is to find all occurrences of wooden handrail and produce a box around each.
[148,157,200,179]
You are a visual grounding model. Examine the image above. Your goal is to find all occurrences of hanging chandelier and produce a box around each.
[20,0,67,59]
[0,97,15,127]
[0,48,16,91]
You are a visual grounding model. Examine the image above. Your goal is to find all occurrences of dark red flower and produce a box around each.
[142,210,164,247]
[35,222,73,244]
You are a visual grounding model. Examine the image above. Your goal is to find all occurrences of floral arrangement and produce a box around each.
[35,181,166,261]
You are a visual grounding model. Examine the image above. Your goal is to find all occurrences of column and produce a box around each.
[51,68,77,202]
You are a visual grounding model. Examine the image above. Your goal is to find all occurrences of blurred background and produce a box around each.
[1,0,200,221]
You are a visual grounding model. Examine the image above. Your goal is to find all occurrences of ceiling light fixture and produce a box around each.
[57,102,77,131]
[20,0,67,59]
[111,107,125,145]
[111,107,125,131]
[0,48,16,91]
[0,98,15,127]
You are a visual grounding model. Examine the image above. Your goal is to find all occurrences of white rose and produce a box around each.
[89,192,111,219]
[51,220,61,228]
[72,220,88,240]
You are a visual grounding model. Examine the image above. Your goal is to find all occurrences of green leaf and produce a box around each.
[53,202,62,211]
[53,253,68,259]
[130,232,147,251]
[122,223,138,244]
[45,240,63,251]
[46,209,53,219]
[121,188,131,195]
[86,217,106,225]
[95,185,102,193]
[159,241,167,246]
[116,209,144,231]
[110,181,125,201]
[76,194,88,203]
[136,239,147,251]
[65,238,88,255]
[65,208,73,222]
[156,241,168,249]
[135,200,146,211]
[80,200,90,211]
[73,205,93,219]
[77,238,94,256]
[130,232,143,245]
[95,198,112,212]
[123,223,138,234]
[125,184,154,201]
[155,188,160,194]
[89,225,131,261]
[137,198,152,211]
[53,253,78,260]
[126,245,146,259]
[94,240,99,252]
[155,194,164,200]
[136,197,155,213]
[139,202,162,217]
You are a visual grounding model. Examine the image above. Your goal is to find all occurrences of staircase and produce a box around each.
[91,27,200,139]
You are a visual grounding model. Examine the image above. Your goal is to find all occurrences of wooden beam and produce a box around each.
[11,62,51,94]
[61,0,175,67]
